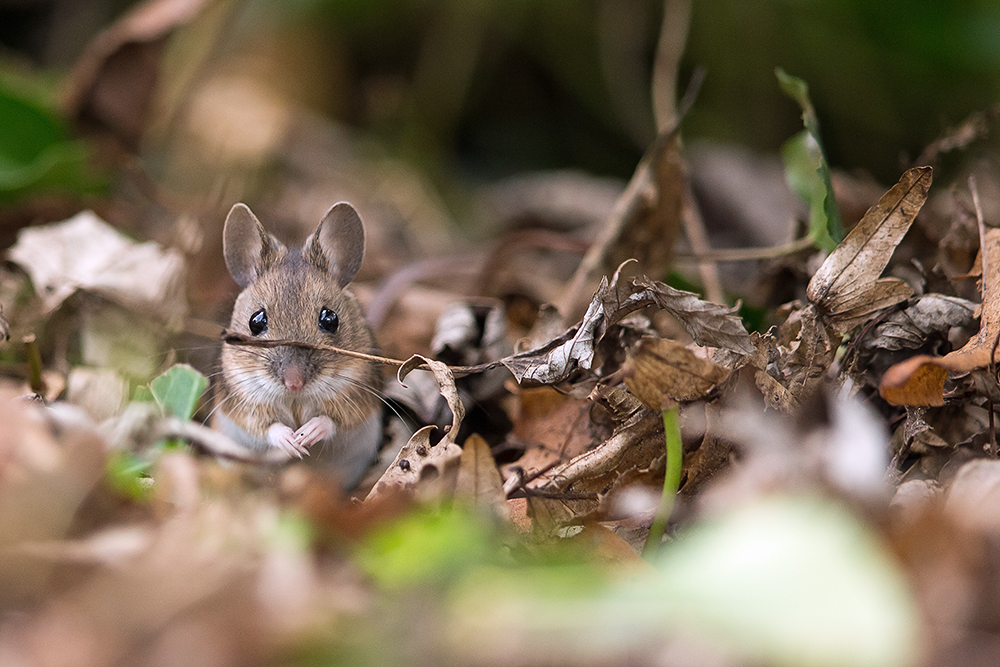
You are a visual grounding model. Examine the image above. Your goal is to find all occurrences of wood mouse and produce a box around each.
[214,202,382,488]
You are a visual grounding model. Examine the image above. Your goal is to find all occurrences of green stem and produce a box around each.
[643,406,683,558]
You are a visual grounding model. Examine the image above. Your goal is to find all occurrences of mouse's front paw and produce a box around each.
[293,416,335,449]
[268,423,308,458]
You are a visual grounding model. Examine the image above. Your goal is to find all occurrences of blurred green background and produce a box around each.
[0,0,997,202]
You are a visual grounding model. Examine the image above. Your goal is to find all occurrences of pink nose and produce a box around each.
[283,367,305,391]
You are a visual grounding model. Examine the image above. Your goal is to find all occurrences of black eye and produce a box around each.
[318,307,339,334]
[249,309,267,336]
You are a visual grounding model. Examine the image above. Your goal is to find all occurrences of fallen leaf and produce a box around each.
[504,263,752,386]
[776,301,841,401]
[64,0,217,145]
[503,387,596,482]
[522,388,665,529]
[455,434,511,523]
[624,337,730,409]
[807,166,932,332]
[860,294,976,352]
[7,210,186,318]
[613,275,754,356]
[366,356,465,502]
[880,226,1000,406]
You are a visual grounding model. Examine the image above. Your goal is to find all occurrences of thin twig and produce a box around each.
[672,234,816,262]
[222,331,506,377]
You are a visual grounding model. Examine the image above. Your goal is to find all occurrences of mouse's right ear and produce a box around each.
[223,203,278,288]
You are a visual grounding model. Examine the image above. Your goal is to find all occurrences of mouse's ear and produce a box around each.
[223,203,280,288]
[306,202,365,288]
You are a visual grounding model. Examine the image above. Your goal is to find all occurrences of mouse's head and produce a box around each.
[222,202,376,401]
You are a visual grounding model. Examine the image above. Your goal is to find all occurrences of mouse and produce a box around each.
[214,202,383,488]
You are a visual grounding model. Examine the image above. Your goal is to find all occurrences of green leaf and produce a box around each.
[149,364,208,420]
[106,451,153,502]
[357,507,496,588]
[0,81,106,204]
[776,68,843,250]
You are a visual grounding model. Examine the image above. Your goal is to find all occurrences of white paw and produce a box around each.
[268,423,308,458]
[293,416,335,449]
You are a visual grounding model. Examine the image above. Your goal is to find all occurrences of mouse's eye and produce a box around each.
[318,307,339,334]
[249,309,268,336]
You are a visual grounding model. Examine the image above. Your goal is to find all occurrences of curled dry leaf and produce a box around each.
[504,263,752,386]
[807,166,932,332]
[365,355,464,502]
[861,294,976,353]
[624,337,730,409]
[881,226,1000,406]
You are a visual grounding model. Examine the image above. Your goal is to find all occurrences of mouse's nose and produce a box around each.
[282,365,305,391]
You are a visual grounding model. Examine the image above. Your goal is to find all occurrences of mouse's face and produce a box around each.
[225,251,376,403]
[221,202,378,408]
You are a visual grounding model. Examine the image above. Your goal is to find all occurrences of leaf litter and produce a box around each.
[3,6,1000,667]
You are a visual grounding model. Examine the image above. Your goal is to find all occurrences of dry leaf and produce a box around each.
[455,434,511,523]
[807,166,932,332]
[557,133,685,321]
[503,387,595,482]
[861,294,976,352]
[880,226,1000,406]
[504,263,752,386]
[624,338,730,408]
[65,0,216,145]
[522,388,665,528]
[366,356,465,502]
[776,302,841,401]
[7,211,186,318]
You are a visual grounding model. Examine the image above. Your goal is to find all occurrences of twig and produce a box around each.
[222,331,506,377]
[672,234,816,262]
[651,0,691,132]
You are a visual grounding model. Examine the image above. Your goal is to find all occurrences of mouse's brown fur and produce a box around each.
[214,203,382,486]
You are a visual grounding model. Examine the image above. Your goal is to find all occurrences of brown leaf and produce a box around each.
[524,388,665,527]
[626,276,754,356]
[557,133,685,321]
[754,370,799,412]
[861,294,976,352]
[455,434,511,523]
[624,338,730,408]
[504,387,595,480]
[65,0,217,145]
[807,166,932,331]
[880,227,1000,406]
[880,356,949,407]
[503,264,752,385]
[365,356,465,501]
[778,302,840,401]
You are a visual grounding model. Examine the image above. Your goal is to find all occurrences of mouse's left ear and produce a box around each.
[306,202,365,288]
